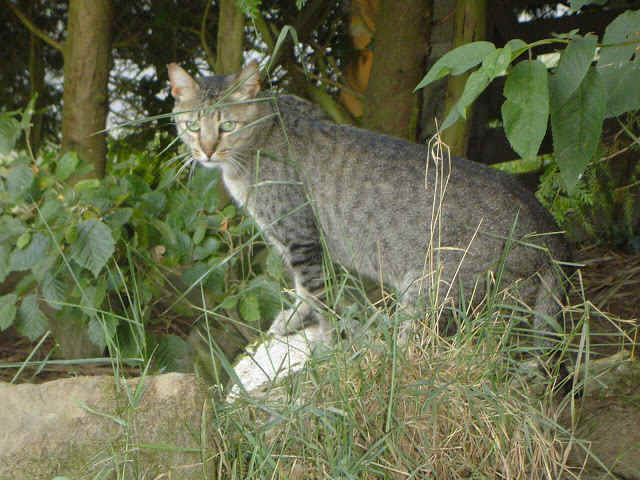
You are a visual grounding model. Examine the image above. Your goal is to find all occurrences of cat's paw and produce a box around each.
[268,308,306,336]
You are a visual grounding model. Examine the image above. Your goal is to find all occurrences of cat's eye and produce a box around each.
[186,120,200,132]
[219,120,237,133]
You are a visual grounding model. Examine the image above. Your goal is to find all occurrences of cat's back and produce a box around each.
[275,96,565,260]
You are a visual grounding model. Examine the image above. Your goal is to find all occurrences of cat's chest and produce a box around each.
[222,173,251,207]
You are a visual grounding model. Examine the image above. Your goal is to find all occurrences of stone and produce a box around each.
[0,373,211,480]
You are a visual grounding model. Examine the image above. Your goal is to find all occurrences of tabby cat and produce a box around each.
[168,60,568,339]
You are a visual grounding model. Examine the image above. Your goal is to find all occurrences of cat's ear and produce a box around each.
[232,60,260,99]
[168,63,199,102]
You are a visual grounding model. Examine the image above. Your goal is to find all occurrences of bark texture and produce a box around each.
[61,0,112,179]
[215,0,246,74]
[361,0,432,140]
[441,0,486,156]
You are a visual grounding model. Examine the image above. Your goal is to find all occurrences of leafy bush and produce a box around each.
[415,7,639,192]
[416,5,640,247]
[537,125,640,251]
[0,102,282,369]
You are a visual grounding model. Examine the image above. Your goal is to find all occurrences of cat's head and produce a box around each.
[168,61,261,169]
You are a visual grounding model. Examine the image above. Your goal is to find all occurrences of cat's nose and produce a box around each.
[202,147,214,158]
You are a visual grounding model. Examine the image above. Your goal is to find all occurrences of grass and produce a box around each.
[198,284,581,479]
[6,233,611,479]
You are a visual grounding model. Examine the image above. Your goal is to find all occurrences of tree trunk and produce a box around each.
[61,0,112,179]
[215,0,245,74]
[441,0,486,157]
[361,0,432,141]
[213,0,246,207]
[339,0,378,119]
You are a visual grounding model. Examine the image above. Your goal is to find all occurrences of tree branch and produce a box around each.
[6,0,64,53]
[200,0,216,70]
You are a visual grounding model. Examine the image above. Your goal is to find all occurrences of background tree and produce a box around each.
[440,0,487,156]
[7,0,113,179]
[61,0,113,179]
[361,0,433,140]
[215,0,245,73]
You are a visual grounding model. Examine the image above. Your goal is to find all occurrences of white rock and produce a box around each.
[227,324,331,400]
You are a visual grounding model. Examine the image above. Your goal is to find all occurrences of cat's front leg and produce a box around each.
[268,301,312,336]
[268,280,329,336]
[268,243,327,336]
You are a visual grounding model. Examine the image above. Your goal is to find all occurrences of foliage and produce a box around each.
[416,8,640,194]
[0,102,282,368]
[537,122,640,251]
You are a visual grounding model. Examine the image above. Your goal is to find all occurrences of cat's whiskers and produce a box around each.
[177,158,194,177]
[161,150,191,170]
[227,153,250,176]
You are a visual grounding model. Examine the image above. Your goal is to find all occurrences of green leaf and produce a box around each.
[505,39,528,60]
[193,237,220,260]
[65,225,78,244]
[570,0,606,11]
[249,275,282,323]
[441,68,492,130]
[239,292,261,323]
[0,294,18,331]
[440,47,510,131]
[140,191,166,216]
[69,218,115,277]
[104,207,133,242]
[0,115,21,155]
[598,9,640,67]
[87,316,106,350]
[0,244,9,283]
[415,41,496,90]
[180,262,224,292]
[9,232,50,272]
[16,232,31,249]
[31,251,57,282]
[598,62,640,118]
[501,60,549,159]
[191,217,207,244]
[124,174,151,197]
[16,294,47,340]
[550,34,597,109]
[41,270,65,310]
[19,95,38,131]
[74,179,101,191]
[39,196,64,223]
[156,167,177,191]
[481,46,511,80]
[153,334,189,372]
[83,279,107,311]
[221,204,236,218]
[105,207,133,229]
[268,25,299,72]
[220,295,238,310]
[55,151,79,181]
[6,163,35,201]
[171,231,192,261]
[265,249,285,279]
[551,69,606,192]
[0,215,27,242]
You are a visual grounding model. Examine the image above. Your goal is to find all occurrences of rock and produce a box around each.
[0,373,211,480]
[228,323,332,400]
